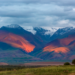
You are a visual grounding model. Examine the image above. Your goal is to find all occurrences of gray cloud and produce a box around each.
[0,0,75,6]
[0,0,75,28]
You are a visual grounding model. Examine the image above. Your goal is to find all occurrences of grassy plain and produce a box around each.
[0,65,75,75]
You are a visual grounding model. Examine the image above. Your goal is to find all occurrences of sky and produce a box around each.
[0,0,75,29]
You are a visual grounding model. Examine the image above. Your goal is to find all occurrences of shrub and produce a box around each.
[72,59,75,65]
[64,62,70,65]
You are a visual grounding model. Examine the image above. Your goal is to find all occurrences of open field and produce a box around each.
[0,65,75,75]
[23,62,64,66]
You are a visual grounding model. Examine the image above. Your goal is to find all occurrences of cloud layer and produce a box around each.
[0,0,75,28]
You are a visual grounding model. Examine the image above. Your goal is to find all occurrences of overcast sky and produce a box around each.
[0,0,75,29]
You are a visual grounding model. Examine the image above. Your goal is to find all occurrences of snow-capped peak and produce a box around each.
[5,24,21,28]
[23,26,58,36]
[60,27,74,31]
[54,27,75,35]
[41,27,59,36]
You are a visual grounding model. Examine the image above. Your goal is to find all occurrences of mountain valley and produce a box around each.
[0,24,75,64]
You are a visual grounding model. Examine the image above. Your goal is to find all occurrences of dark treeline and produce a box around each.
[0,65,25,71]
[0,65,46,71]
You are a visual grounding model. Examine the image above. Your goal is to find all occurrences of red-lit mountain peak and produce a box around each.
[43,35,75,53]
[0,31,35,53]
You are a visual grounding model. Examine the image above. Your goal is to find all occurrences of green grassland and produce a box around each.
[0,65,75,75]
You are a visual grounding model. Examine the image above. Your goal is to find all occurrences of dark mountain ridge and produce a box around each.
[0,25,75,64]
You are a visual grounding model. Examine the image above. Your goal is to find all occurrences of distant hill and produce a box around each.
[38,33,75,61]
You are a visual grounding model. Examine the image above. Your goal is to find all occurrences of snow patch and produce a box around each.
[54,27,75,35]
[41,27,58,36]
[5,24,21,28]
[22,26,36,34]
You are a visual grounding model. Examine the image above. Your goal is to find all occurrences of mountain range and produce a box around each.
[0,24,75,64]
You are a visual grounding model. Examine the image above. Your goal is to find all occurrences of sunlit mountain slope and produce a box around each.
[43,34,75,53]
[0,31,35,53]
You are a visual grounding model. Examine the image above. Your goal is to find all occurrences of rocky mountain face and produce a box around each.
[0,24,75,64]
[29,27,75,61]
[42,33,75,60]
